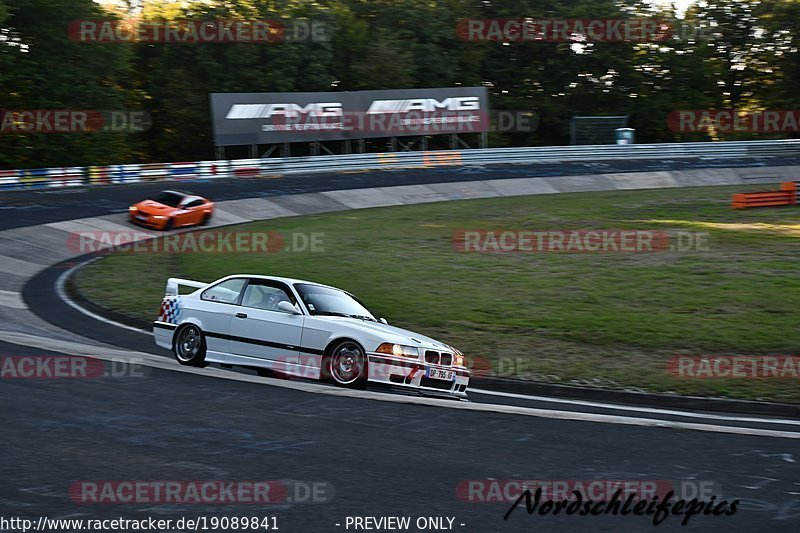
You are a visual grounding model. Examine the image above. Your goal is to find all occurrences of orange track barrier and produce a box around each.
[732,181,798,209]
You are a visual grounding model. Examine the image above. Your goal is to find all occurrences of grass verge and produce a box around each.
[77,185,800,402]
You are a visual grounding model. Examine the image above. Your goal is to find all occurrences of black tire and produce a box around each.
[323,340,367,388]
[164,217,174,231]
[201,212,211,226]
[173,324,208,367]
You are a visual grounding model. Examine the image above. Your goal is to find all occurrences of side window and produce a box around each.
[185,199,204,208]
[201,278,246,304]
[241,282,294,312]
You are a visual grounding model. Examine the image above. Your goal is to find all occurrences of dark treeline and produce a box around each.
[1,0,798,168]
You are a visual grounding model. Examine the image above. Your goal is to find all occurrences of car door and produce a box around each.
[182,198,206,225]
[228,279,305,370]
[172,198,198,226]
[195,277,248,356]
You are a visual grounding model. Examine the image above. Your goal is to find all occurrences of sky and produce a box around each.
[659,0,696,16]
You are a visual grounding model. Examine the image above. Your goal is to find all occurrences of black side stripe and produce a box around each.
[155,322,323,355]
[155,324,462,373]
[204,331,325,356]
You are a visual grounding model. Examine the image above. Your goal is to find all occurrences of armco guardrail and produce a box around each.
[2,139,800,191]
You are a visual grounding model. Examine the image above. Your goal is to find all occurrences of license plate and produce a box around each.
[426,368,455,381]
[136,215,148,221]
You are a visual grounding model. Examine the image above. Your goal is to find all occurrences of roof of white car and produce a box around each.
[225,274,337,290]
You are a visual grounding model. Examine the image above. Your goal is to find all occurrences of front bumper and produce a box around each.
[366,353,470,398]
[129,212,168,230]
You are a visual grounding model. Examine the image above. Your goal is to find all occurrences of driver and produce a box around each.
[264,290,292,311]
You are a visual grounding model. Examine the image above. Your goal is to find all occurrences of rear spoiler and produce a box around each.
[165,278,208,296]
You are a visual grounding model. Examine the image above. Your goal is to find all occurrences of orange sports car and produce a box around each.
[129,190,214,231]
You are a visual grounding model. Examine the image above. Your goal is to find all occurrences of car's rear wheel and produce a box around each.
[174,324,208,367]
[325,340,367,388]
[201,212,211,226]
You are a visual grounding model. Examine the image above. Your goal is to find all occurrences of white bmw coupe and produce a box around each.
[153,275,470,398]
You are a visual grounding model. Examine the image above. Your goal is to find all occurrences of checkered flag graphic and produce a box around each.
[158,296,182,324]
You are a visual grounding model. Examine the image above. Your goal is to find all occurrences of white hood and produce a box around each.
[315,316,453,351]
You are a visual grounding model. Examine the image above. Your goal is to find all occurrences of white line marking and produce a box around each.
[469,388,800,426]
[0,253,44,277]
[0,230,68,255]
[0,329,798,440]
[52,266,800,432]
[56,263,150,335]
[0,289,27,310]
[26,204,800,437]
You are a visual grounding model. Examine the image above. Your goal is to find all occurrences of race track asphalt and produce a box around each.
[3,157,800,533]
[2,338,799,533]
[3,156,799,231]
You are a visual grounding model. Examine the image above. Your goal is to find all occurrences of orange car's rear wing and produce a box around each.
[165,278,208,296]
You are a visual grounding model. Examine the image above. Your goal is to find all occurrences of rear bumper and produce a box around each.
[366,354,470,398]
[153,321,176,350]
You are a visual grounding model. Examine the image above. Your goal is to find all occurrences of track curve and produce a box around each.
[2,161,800,532]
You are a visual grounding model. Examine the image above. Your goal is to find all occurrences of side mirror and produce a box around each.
[277,301,301,315]
[379,317,388,325]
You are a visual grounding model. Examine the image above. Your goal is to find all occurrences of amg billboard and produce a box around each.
[209,87,489,146]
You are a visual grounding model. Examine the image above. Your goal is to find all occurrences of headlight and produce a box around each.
[128,206,138,212]
[447,346,466,367]
[152,215,166,220]
[376,343,419,358]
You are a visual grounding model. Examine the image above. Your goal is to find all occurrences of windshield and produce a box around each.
[153,192,184,207]
[294,283,377,321]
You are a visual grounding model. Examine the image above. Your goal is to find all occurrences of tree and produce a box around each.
[1,0,798,167]
[0,0,140,168]
[757,0,800,109]
[136,0,335,161]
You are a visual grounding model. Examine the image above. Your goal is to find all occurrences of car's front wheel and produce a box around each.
[173,324,208,367]
[325,340,367,388]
